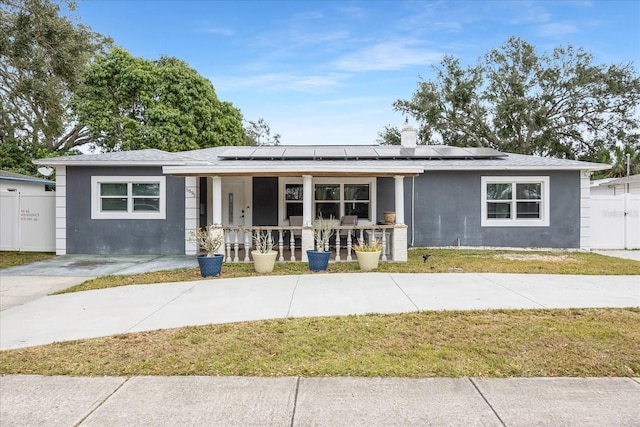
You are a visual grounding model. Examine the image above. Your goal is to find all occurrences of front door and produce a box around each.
[221,181,247,244]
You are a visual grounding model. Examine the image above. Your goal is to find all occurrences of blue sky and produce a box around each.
[69,0,640,145]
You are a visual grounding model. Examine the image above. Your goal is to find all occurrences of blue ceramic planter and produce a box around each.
[307,250,330,272]
[197,254,224,277]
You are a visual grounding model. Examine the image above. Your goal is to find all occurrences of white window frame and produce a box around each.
[278,177,376,225]
[481,176,550,227]
[91,176,166,220]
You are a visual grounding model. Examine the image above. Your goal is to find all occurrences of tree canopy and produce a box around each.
[0,0,107,173]
[387,37,640,176]
[243,118,281,146]
[73,47,245,152]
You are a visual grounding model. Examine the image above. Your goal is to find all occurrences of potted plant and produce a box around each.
[353,238,382,271]
[188,224,225,277]
[251,230,277,273]
[307,215,335,272]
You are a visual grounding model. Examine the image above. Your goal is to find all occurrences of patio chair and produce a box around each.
[339,215,358,246]
[288,215,303,241]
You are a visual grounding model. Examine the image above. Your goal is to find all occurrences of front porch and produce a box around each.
[167,153,421,262]
[219,224,402,263]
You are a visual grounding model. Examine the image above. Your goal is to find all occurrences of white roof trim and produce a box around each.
[163,164,424,175]
[33,159,186,166]
[422,164,611,171]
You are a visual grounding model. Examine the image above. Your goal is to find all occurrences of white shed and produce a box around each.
[0,170,56,252]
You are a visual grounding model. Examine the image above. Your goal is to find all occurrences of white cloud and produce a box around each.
[214,72,347,92]
[201,27,234,36]
[536,22,580,38]
[333,39,443,72]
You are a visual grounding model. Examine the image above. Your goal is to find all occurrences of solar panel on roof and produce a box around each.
[314,148,347,158]
[217,144,507,161]
[250,147,286,158]
[283,147,315,158]
[219,147,256,159]
[345,147,378,158]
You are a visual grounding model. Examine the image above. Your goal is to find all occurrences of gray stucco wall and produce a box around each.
[66,166,185,255]
[380,171,580,248]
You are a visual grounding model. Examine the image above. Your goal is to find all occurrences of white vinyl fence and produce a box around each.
[0,193,55,252]
[590,194,640,249]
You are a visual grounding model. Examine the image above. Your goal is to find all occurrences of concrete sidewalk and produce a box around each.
[2,375,639,426]
[1,272,639,350]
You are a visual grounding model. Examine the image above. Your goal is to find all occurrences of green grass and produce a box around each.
[1,308,638,377]
[55,249,640,295]
[0,251,55,268]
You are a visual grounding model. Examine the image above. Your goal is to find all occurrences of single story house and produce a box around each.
[34,125,610,261]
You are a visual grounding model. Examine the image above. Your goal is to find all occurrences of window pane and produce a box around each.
[100,183,127,196]
[133,198,160,211]
[516,201,540,219]
[285,184,303,201]
[132,183,160,196]
[487,202,511,218]
[315,184,339,201]
[315,203,339,219]
[344,184,369,201]
[516,183,541,200]
[486,183,511,200]
[286,203,303,219]
[102,198,127,211]
[345,202,369,219]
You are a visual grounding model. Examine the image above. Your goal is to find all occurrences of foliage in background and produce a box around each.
[0,0,108,174]
[244,118,281,146]
[73,47,245,152]
[383,37,640,177]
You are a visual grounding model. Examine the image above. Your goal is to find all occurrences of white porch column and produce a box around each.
[394,175,405,224]
[184,176,198,255]
[211,176,222,225]
[302,174,313,226]
[301,174,314,261]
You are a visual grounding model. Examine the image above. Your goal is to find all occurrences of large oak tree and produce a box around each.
[386,37,640,176]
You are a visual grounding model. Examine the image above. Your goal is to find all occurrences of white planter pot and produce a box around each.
[355,250,381,271]
[251,250,277,273]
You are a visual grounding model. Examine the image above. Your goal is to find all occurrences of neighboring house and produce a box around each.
[34,125,611,260]
[590,174,640,249]
[0,170,56,252]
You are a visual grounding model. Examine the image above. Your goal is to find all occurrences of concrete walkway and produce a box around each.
[1,272,639,350]
[2,375,639,426]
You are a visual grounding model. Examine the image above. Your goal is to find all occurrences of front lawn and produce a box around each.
[0,251,55,268]
[1,308,638,377]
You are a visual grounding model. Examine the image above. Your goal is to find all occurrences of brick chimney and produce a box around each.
[400,119,417,148]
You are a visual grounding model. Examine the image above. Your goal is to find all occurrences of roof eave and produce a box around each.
[33,159,188,167]
[163,164,424,176]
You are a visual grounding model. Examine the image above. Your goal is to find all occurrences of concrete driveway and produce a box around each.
[0,255,197,311]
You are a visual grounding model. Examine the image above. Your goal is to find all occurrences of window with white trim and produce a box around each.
[284,183,303,219]
[481,176,549,227]
[314,182,371,220]
[279,178,376,224]
[91,176,166,219]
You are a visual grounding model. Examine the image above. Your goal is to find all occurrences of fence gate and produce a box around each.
[590,194,640,249]
[0,193,55,252]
